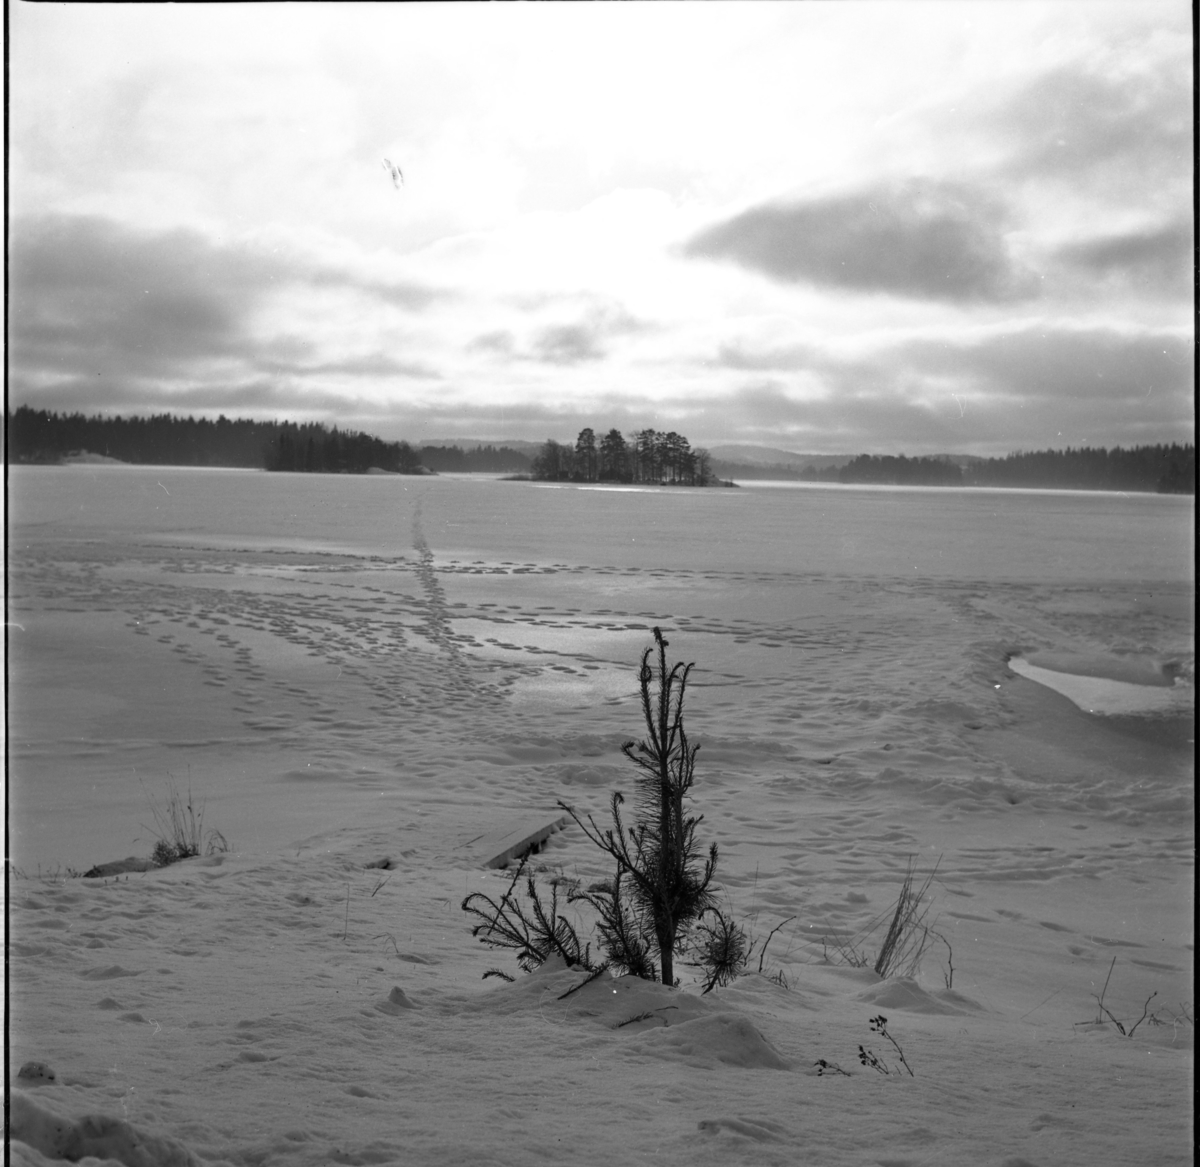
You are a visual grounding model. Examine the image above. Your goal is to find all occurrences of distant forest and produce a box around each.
[836,454,965,487]
[265,423,421,474]
[716,445,1194,494]
[417,444,531,474]
[965,445,1194,494]
[5,407,1194,493]
[7,408,423,475]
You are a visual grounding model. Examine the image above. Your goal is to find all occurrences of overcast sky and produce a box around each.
[9,2,1193,455]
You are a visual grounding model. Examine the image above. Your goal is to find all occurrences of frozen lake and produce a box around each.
[6,464,1194,872]
[9,464,1195,581]
[8,464,1194,1167]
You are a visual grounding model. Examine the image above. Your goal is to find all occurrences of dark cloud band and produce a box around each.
[9,213,446,398]
[683,180,1034,303]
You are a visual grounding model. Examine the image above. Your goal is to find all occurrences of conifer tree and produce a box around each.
[560,628,719,986]
[465,631,746,988]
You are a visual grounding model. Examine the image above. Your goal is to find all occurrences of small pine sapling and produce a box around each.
[693,907,750,993]
[469,631,749,989]
[461,856,594,975]
[568,870,658,980]
[613,1006,678,1029]
[560,628,724,987]
[556,964,610,1000]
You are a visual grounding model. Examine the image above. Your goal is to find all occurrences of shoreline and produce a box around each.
[10,461,1197,498]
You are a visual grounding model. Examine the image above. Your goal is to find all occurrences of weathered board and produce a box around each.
[460,813,571,869]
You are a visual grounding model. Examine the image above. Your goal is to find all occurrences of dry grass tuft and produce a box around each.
[1074,956,1180,1038]
[142,780,228,867]
[827,856,943,979]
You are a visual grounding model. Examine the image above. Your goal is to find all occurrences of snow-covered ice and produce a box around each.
[6,466,1194,1166]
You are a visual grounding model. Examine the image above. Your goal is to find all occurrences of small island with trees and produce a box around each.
[527,428,722,486]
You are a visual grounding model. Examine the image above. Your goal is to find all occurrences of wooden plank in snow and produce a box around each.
[461,813,570,869]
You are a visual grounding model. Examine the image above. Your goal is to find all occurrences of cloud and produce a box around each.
[697,324,1194,454]
[1051,219,1192,297]
[468,330,516,355]
[271,354,443,381]
[683,180,1034,303]
[985,62,1191,189]
[528,303,647,365]
[22,320,1186,458]
[840,326,1194,450]
[305,266,446,311]
[894,326,1193,407]
[9,215,258,382]
[715,342,817,373]
[532,322,606,365]
[6,376,394,423]
[8,214,447,401]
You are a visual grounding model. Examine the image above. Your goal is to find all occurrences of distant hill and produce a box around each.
[707,444,850,469]
[708,445,987,469]
[416,438,546,456]
[707,446,998,482]
[417,442,532,473]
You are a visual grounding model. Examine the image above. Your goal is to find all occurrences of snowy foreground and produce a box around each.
[9,804,1194,1167]
[7,469,1194,1165]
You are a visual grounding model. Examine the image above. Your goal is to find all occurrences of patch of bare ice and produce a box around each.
[1007,657,1193,717]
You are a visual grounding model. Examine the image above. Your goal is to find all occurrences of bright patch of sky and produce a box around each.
[8,2,1193,455]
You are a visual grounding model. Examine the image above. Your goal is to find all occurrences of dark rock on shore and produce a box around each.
[82,856,156,878]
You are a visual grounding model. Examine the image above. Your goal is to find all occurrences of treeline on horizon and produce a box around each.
[5,407,1193,493]
[733,446,1194,494]
[417,444,531,473]
[265,422,421,474]
[5,407,533,476]
[5,407,427,475]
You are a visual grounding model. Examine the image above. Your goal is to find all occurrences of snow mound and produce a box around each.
[856,977,984,1014]
[633,1012,792,1070]
[375,985,418,1013]
[560,971,716,1029]
[465,959,790,1069]
[697,1115,792,1142]
[553,762,624,786]
[10,1090,200,1167]
[476,959,717,1028]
